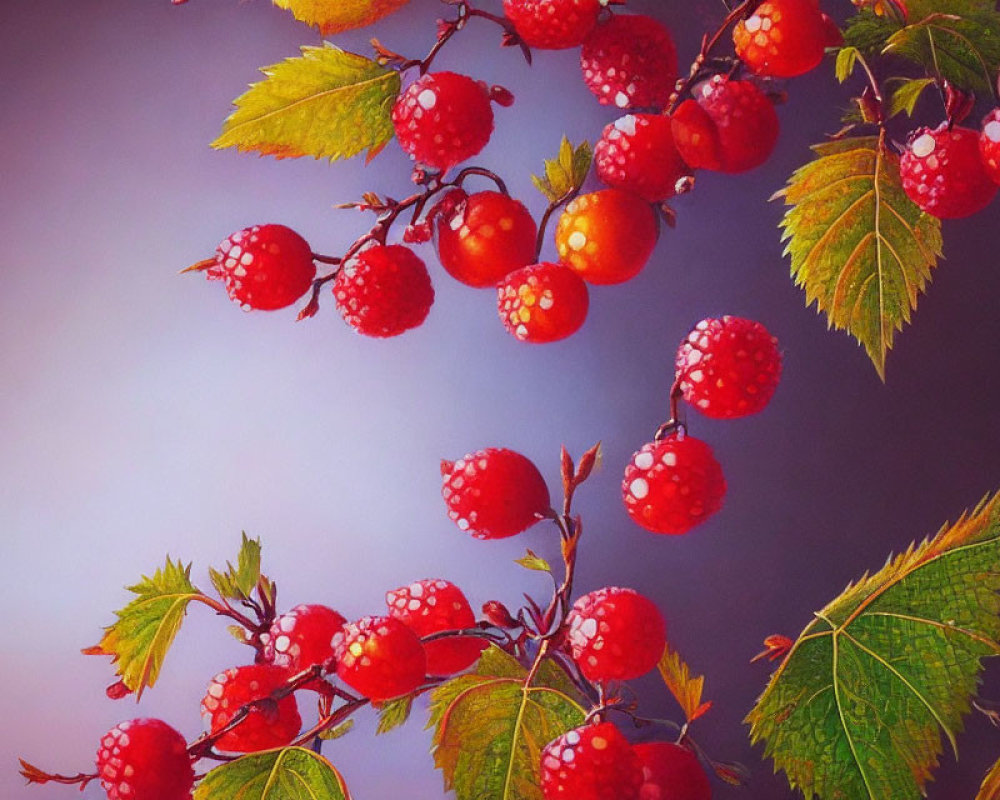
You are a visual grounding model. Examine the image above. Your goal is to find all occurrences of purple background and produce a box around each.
[3,1,1000,797]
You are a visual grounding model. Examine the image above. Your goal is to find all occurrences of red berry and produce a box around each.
[565,586,666,682]
[497,262,589,343]
[201,664,302,753]
[623,433,726,535]
[441,447,551,539]
[334,244,434,337]
[901,124,998,219]
[595,114,692,202]
[392,72,495,171]
[634,742,712,800]
[436,190,538,287]
[540,722,644,800]
[263,604,347,672]
[555,189,659,285]
[981,109,1000,184]
[205,224,316,311]
[675,316,782,419]
[581,14,678,110]
[331,615,427,701]
[670,100,723,171]
[96,719,194,800]
[386,578,486,674]
[503,0,602,49]
[733,0,828,79]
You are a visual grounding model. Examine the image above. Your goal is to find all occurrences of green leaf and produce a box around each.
[429,646,587,800]
[374,694,414,735]
[843,10,902,53]
[776,136,942,380]
[887,77,936,117]
[515,550,552,573]
[272,0,410,34]
[532,137,593,203]
[835,46,861,82]
[210,532,262,601]
[194,747,351,799]
[213,44,401,163]
[319,719,355,741]
[748,493,1000,800]
[92,557,201,698]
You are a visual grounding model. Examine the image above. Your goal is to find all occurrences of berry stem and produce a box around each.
[534,186,581,262]
[654,377,686,441]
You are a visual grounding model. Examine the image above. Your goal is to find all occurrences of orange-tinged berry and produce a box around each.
[497,262,589,343]
[331,616,426,701]
[734,0,828,78]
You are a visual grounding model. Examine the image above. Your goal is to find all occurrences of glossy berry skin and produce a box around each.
[201,664,302,753]
[436,190,538,287]
[96,719,194,800]
[386,579,486,674]
[901,124,998,219]
[565,586,666,682]
[334,245,434,337]
[441,447,551,539]
[581,15,678,110]
[392,72,494,171]
[733,0,828,79]
[331,615,427,701]
[503,0,602,49]
[980,109,1000,184]
[263,604,347,672]
[673,77,779,173]
[596,114,691,202]
[634,742,712,800]
[623,434,726,535]
[498,262,589,343]
[206,224,316,311]
[555,190,658,285]
[540,722,644,800]
[675,316,782,419]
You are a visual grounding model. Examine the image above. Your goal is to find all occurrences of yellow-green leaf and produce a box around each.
[887,77,935,117]
[748,493,1000,800]
[194,747,351,799]
[532,137,593,203]
[515,550,552,573]
[374,693,414,735]
[273,0,410,34]
[836,46,861,82]
[777,135,942,380]
[210,532,262,600]
[978,756,1000,800]
[213,44,401,163]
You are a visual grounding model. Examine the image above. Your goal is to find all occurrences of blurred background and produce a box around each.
[3,0,1000,797]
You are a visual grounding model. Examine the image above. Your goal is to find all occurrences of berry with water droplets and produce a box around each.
[331,616,427,701]
[441,447,551,539]
[901,124,998,218]
[555,189,659,285]
[623,433,726,535]
[263,604,347,672]
[980,109,1000,184]
[733,0,828,79]
[566,586,666,682]
[503,0,602,49]
[595,114,692,202]
[540,722,644,800]
[436,190,538,287]
[96,719,194,800]
[334,244,434,337]
[675,316,782,419]
[498,262,590,343]
[386,579,486,674]
[201,664,302,753]
[392,72,495,171]
[634,742,712,800]
[581,14,678,110]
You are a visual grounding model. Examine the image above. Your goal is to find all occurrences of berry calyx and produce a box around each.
[980,109,1000,184]
[263,604,347,672]
[200,664,302,753]
[436,190,538,287]
[633,741,712,800]
[96,719,194,800]
[331,615,427,701]
[565,586,666,682]
[675,316,782,419]
[386,578,486,674]
[595,114,692,202]
[555,189,659,285]
[503,0,602,49]
[580,14,678,110]
[441,447,551,539]
[900,124,998,219]
[391,72,495,171]
[201,224,316,311]
[540,722,644,800]
[623,433,726,535]
[733,0,828,79]
[497,262,590,343]
[333,244,434,337]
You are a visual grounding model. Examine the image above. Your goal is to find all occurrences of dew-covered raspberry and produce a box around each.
[540,721,643,800]
[200,664,302,753]
[733,0,828,79]
[498,262,589,343]
[634,741,712,800]
[595,114,692,202]
[331,615,427,701]
[503,0,602,49]
[901,124,997,219]
[96,718,194,800]
[262,604,346,672]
